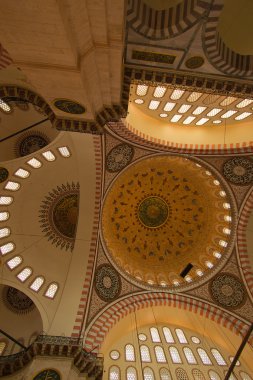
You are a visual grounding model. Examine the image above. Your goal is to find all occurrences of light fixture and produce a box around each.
[196,269,203,276]
[223,202,231,209]
[219,190,226,197]
[219,240,228,247]
[205,261,213,269]
[224,215,232,222]
[213,251,222,259]
[223,228,231,235]
[213,180,220,185]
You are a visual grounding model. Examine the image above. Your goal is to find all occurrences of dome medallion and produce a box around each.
[101,155,236,290]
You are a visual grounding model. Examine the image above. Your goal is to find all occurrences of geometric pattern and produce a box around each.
[94,264,121,302]
[106,143,134,172]
[39,183,80,252]
[223,157,253,186]
[2,286,35,314]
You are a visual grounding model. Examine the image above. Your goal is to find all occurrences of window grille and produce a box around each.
[125,344,135,361]
[211,349,226,366]
[109,366,120,380]
[169,347,182,363]
[175,368,189,380]
[159,368,171,380]
[183,347,197,364]
[140,345,151,362]
[163,327,174,343]
[127,367,137,380]
[143,367,154,380]
[150,327,161,342]
[155,346,166,363]
[175,329,188,344]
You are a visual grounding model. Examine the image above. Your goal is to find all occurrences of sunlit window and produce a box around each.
[6,256,22,270]
[0,196,13,205]
[110,350,120,360]
[191,336,200,344]
[150,327,161,342]
[175,329,187,343]
[0,99,11,113]
[209,371,221,380]
[183,347,197,364]
[45,282,58,299]
[127,367,137,380]
[143,367,154,380]
[163,327,174,343]
[14,168,30,178]
[136,84,148,96]
[30,276,45,292]
[211,349,226,366]
[109,366,120,380]
[0,242,15,255]
[169,347,182,363]
[160,368,171,380]
[17,267,32,282]
[140,345,151,362]
[4,181,20,191]
[0,211,9,221]
[197,348,212,365]
[27,158,42,168]
[125,344,135,361]
[58,146,71,157]
[138,334,147,341]
[229,356,240,366]
[154,346,166,363]
[42,150,56,161]
[0,227,10,239]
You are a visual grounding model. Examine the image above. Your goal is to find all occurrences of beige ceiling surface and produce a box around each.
[0,131,99,335]
[218,0,253,55]
[143,0,183,10]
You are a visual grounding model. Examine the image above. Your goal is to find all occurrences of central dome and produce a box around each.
[101,155,234,288]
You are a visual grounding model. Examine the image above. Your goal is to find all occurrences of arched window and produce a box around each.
[30,276,45,292]
[240,372,253,380]
[6,255,22,270]
[109,366,120,380]
[126,367,137,380]
[176,368,189,380]
[45,282,58,298]
[0,342,6,355]
[197,348,212,365]
[209,371,221,380]
[17,267,32,282]
[150,327,161,342]
[192,369,205,380]
[175,328,188,343]
[125,344,135,361]
[154,346,166,363]
[140,345,151,362]
[211,349,226,365]
[169,346,182,363]
[163,327,174,343]
[0,242,15,255]
[160,368,171,380]
[183,347,197,364]
[143,367,154,380]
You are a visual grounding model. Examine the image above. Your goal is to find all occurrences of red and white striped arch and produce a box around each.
[237,189,253,300]
[84,292,252,351]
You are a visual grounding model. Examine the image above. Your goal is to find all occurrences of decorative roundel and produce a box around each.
[0,167,9,183]
[3,286,35,314]
[210,273,246,309]
[138,196,169,228]
[18,134,49,157]
[53,99,85,114]
[106,144,134,173]
[94,264,121,302]
[110,350,120,360]
[185,56,205,69]
[39,183,80,252]
[223,157,253,185]
[33,369,60,380]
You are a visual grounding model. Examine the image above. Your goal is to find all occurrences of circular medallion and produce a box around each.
[138,196,169,228]
[3,286,35,314]
[185,56,205,69]
[39,183,80,251]
[0,167,9,183]
[106,144,134,172]
[210,273,246,309]
[18,134,49,156]
[33,369,60,380]
[102,155,234,287]
[94,264,121,302]
[223,157,253,185]
[54,99,85,114]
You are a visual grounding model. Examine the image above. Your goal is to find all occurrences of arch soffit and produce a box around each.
[237,187,253,301]
[84,292,252,351]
